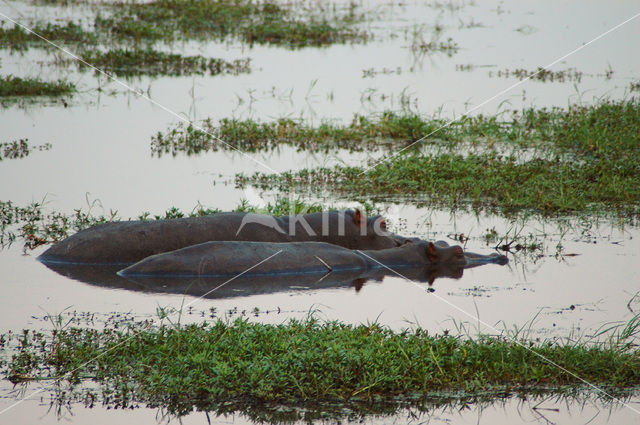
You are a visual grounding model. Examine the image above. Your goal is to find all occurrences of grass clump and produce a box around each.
[118,0,368,47]
[491,67,584,83]
[0,139,51,161]
[1,1,369,51]
[0,75,75,97]
[80,48,251,77]
[0,22,97,50]
[152,112,452,155]
[236,99,640,217]
[3,318,640,416]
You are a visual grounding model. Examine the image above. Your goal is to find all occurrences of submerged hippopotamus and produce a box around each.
[118,239,508,278]
[38,209,403,266]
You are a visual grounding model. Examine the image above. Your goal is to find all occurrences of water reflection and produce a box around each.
[3,380,636,425]
[40,261,482,299]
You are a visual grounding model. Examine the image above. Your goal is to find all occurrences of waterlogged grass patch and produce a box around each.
[240,153,640,215]
[490,67,585,83]
[0,75,75,97]
[117,0,369,47]
[3,318,640,416]
[0,139,52,161]
[80,48,251,77]
[0,22,97,50]
[152,112,466,155]
[236,99,640,217]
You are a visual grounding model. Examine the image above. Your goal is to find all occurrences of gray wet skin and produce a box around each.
[38,209,402,266]
[118,239,508,278]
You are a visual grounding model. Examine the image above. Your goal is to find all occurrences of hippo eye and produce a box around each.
[380,219,387,230]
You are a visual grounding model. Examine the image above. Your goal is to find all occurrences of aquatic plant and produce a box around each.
[235,99,640,218]
[3,317,639,416]
[80,48,251,77]
[0,75,76,97]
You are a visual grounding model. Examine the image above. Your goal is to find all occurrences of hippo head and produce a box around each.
[345,209,400,250]
[411,239,508,266]
[425,240,467,265]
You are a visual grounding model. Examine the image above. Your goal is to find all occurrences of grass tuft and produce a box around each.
[3,317,640,416]
[234,99,640,217]
[0,75,76,97]
[80,48,250,77]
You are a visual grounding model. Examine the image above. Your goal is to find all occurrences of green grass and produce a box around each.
[0,75,76,97]
[0,0,370,51]
[80,48,251,77]
[3,317,640,417]
[152,112,464,155]
[118,0,369,47]
[235,99,640,217]
[0,21,97,50]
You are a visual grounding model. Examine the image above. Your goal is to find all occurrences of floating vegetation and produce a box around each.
[236,99,640,217]
[3,317,640,417]
[0,21,97,50]
[412,36,458,55]
[114,0,370,47]
[362,66,403,78]
[407,24,459,56]
[0,139,52,161]
[490,67,584,83]
[80,48,251,77]
[152,112,463,156]
[1,1,370,51]
[0,75,75,97]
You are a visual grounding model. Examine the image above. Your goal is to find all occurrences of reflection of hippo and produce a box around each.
[119,240,508,278]
[40,260,469,300]
[38,210,401,266]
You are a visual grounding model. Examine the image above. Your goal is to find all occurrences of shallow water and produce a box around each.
[1,0,640,422]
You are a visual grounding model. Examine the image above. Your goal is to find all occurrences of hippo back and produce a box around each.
[38,213,291,265]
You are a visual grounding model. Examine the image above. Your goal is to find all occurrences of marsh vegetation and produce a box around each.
[3,316,640,417]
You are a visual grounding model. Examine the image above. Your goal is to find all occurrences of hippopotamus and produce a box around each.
[38,209,403,266]
[118,239,508,278]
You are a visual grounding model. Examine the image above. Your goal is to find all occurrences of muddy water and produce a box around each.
[1,0,640,423]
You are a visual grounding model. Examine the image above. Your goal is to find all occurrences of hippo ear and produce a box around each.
[426,242,440,262]
[353,208,362,226]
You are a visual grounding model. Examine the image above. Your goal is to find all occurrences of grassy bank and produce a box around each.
[0,75,75,97]
[3,317,639,416]
[80,48,251,77]
[234,99,640,217]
